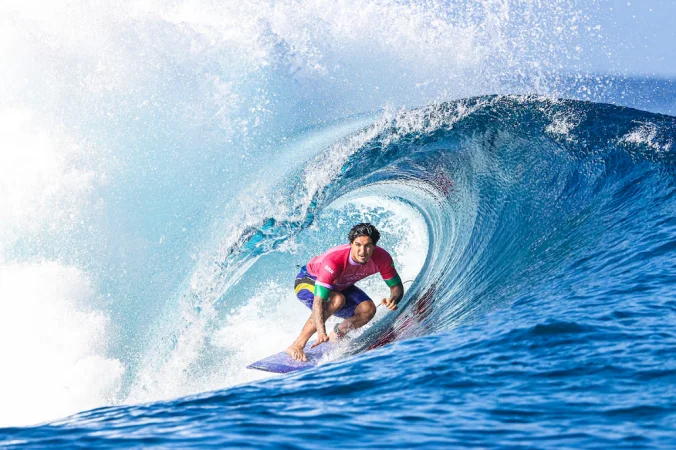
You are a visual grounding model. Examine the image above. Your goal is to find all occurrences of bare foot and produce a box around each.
[329,324,347,342]
[285,344,307,362]
[329,333,349,343]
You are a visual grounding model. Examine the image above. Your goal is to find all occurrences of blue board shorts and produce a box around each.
[294,266,371,319]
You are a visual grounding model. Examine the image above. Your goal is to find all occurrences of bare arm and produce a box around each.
[312,295,328,335]
[382,282,404,310]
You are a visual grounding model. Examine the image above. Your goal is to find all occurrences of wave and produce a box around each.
[126,95,675,403]
[4,94,674,447]
[3,0,676,435]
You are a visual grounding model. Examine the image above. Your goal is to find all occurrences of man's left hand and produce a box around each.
[381,298,398,311]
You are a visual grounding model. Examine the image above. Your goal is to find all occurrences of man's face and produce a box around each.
[350,235,375,265]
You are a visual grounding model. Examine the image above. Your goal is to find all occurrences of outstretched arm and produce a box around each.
[381,282,404,311]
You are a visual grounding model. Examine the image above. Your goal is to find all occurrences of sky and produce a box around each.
[585,0,675,77]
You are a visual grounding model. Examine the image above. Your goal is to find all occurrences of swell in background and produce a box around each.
[0,0,672,427]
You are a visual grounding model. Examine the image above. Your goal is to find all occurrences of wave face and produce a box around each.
[2,0,676,447]
[3,95,675,448]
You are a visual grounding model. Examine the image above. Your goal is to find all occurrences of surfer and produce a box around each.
[286,223,404,361]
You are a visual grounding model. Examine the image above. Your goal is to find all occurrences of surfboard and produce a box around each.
[247,341,336,373]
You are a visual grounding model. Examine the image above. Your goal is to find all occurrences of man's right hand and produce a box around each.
[311,332,329,348]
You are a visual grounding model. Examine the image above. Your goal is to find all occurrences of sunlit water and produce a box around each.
[1,1,675,448]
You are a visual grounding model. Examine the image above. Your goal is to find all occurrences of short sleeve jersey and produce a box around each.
[305,244,401,297]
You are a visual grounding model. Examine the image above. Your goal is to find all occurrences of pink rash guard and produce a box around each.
[305,244,401,298]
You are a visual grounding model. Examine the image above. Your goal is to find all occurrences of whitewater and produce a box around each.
[1,0,675,448]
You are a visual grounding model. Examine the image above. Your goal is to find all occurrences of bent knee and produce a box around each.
[360,300,377,318]
[329,292,346,309]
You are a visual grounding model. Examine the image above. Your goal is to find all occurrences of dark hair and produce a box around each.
[348,223,380,245]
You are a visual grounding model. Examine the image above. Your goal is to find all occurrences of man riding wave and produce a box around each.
[286,223,404,361]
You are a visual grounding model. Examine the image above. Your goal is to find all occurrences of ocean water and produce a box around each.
[1,1,675,448]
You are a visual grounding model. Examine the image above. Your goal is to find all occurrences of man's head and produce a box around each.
[348,223,380,265]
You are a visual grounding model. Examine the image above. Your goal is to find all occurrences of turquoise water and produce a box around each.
[0,1,675,447]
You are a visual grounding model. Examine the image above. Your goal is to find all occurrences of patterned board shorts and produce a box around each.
[294,266,371,319]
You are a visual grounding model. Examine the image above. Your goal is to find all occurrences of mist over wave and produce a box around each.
[1,0,675,438]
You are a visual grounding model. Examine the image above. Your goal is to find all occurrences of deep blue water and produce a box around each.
[2,0,676,446]
[2,92,675,448]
